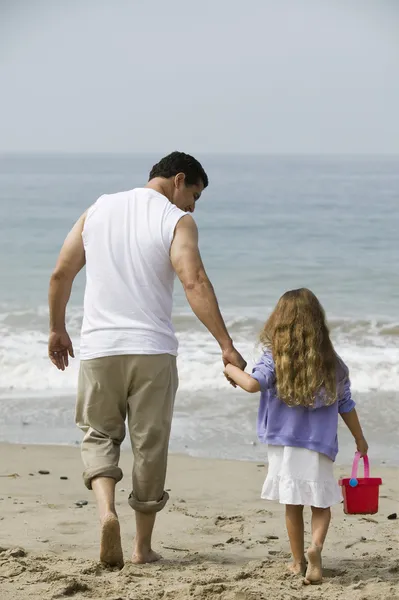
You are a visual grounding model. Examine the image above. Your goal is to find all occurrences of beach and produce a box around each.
[1,155,398,597]
[0,443,398,600]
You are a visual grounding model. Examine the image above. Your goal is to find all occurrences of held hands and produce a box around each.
[223,360,244,388]
[356,437,369,457]
[224,367,236,388]
[222,345,246,370]
[222,345,246,388]
[48,330,74,371]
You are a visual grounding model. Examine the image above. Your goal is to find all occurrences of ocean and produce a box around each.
[0,153,398,465]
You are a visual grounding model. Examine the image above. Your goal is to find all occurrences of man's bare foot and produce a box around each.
[132,548,162,564]
[304,545,323,584]
[99,513,124,568]
[288,560,306,576]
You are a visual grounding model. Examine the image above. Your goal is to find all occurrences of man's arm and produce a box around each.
[170,215,246,369]
[48,211,87,370]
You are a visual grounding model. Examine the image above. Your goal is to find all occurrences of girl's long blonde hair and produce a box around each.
[260,288,337,407]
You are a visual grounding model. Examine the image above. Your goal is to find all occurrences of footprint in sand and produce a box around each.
[51,578,90,598]
[215,515,245,538]
[169,505,208,519]
[214,515,244,526]
[56,521,87,536]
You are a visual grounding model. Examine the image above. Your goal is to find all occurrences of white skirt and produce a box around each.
[261,445,343,509]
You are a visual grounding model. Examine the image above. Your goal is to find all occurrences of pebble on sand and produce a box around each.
[38,470,50,475]
[9,548,26,558]
[387,513,397,520]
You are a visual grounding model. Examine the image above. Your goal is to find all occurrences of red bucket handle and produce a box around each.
[351,451,370,479]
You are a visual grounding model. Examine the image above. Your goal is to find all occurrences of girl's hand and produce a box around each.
[224,364,260,393]
[356,437,368,456]
[224,367,237,388]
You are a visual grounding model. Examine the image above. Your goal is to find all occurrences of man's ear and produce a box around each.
[174,172,186,188]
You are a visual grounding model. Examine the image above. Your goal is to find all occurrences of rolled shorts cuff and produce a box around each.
[128,491,169,514]
[83,465,123,490]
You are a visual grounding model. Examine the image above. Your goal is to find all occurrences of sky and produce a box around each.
[1,0,398,154]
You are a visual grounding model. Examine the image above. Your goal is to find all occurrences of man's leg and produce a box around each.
[126,354,178,563]
[133,512,158,563]
[75,356,129,567]
[91,477,123,567]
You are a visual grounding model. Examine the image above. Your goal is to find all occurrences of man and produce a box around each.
[48,151,246,567]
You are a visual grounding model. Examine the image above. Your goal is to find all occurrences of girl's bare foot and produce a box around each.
[304,545,323,584]
[132,548,162,564]
[99,513,124,568]
[288,559,306,576]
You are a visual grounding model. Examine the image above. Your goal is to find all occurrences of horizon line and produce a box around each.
[1,150,399,158]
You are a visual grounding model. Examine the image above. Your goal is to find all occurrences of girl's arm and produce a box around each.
[340,409,368,456]
[224,364,261,393]
[337,371,368,456]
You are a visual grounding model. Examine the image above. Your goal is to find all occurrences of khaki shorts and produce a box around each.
[75,354,178,514]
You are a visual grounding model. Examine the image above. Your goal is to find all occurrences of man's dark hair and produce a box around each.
[149,151,208,188]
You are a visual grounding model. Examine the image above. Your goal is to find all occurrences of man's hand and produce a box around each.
[356,437,368,457]
[222,345,247,370]
[222,347,246,387]
[48,330,74,371]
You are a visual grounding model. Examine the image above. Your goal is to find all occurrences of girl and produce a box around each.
[224,288,368,584]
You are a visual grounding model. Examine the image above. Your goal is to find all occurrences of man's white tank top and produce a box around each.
[80,188,186,360]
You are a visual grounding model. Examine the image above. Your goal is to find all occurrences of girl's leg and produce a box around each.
[305,506,331,584]
[285,505,306,575]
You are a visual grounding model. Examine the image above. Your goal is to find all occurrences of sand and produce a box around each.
[0,443,398,600]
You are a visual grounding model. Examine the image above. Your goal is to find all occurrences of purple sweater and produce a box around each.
[251,351,355,462]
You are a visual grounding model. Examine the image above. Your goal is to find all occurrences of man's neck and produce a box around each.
[145,178,173,203]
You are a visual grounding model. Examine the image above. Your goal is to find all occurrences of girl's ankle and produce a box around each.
[289,559,306,575]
